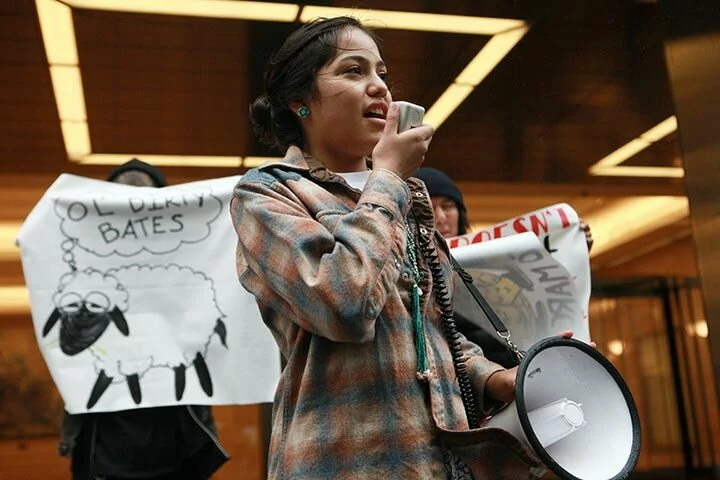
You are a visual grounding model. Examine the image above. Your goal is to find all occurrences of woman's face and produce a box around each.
[431,196,460,238]
[301,27,391,165]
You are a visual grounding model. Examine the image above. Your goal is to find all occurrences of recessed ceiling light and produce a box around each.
[589,116,683,178]
[73,154,243,168]
[299,6,524,35]
[65,0,300,22]
[0,286,30,314]
[582,196,689,257]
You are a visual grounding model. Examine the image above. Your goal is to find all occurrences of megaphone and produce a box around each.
[485,337,641,480]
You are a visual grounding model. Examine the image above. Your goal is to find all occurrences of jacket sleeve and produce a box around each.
[461,336,508,415]
[231,167,410,344]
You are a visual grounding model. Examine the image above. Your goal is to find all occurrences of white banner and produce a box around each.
[448,204,591,350]
[17,174,281,414]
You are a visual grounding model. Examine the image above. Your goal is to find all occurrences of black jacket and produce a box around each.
[59,405,228,479]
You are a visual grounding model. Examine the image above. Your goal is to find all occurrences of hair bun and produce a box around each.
[249,95,275,146]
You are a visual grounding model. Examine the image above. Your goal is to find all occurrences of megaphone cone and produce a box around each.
[485,337,641,480]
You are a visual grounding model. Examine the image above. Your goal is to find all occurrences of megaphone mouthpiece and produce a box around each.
[528,398,586,448]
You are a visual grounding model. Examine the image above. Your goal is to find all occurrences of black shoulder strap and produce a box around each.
[449,254,525,363]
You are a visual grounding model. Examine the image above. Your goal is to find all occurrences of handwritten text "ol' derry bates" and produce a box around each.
[57,192,210,245]
[447,206,573,250]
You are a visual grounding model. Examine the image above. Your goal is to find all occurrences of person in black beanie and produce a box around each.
[58,159,229,480]
[415,167,517,367]
[415,167,469,238]
[106,158,168,187]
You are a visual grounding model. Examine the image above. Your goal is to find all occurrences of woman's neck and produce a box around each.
[305,143,368,173]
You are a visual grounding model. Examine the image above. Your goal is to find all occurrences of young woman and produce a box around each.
[231,16,545,479]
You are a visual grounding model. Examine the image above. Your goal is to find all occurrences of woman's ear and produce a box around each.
[288,101,303,117]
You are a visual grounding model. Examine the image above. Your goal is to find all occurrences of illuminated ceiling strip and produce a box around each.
[64,0,300,22]
[75,154,243,168]
[73,154,284,168]
[583,196,689,258]
[455,27,530,86]
[299,6,525,35]
[37,0,528,164]
[0,222,21,260]
[49,66,87,121]
[37,0,93,159]
[35,0,78,65]
[0,286,30,314]
[424,85,474,129]
[589,116,683,178]
[427,26,529,127]
[61,121,92,157]
[589,166,684,178]
[243,157,282,168]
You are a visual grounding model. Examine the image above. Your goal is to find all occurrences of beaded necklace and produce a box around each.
[405,221,429,375]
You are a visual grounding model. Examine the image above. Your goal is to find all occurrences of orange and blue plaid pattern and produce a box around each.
[231,146,541,479]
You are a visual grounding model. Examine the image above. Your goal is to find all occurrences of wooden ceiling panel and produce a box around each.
[0,2,66,173]
[74,8,250,156]
[88,123,245,156]
[73,9,251,49]
[0,119,63,150]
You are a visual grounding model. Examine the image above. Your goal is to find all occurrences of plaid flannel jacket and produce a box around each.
[231,146,542,479]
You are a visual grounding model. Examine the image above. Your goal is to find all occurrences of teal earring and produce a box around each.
[297,105,310,118]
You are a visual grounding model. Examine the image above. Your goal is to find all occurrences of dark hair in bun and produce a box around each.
[250,16,381,151]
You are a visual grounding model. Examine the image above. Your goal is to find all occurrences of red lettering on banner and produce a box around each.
[493,223,508,238]
[513,218,528,234]
[530,213,549,236]
[476,231,493,243]
[449,204,576,249]
[556,206,571,228]
[448,237,466,249]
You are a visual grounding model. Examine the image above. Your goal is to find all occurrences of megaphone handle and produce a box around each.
[449,255,525,364]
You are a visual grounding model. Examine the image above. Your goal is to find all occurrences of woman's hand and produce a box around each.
[579,218,594,252]
[485,330,596,404]
[372,102,434,179]
[557,329,596,348]
[485,367,518,404]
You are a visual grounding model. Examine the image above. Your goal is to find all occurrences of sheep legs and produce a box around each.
[86,369,112,409]
[174,365,186,400]
[194,353,213,396]
[85,357,214,410]
[174,355,213,400]
[127,373,141,404]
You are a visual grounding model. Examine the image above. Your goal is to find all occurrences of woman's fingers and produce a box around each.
[556,330,597,348]
[486,367,518,404]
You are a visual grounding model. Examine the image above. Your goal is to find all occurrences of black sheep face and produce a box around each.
[43,291,129,355]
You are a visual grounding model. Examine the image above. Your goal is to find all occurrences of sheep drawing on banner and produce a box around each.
[42,264,228,409]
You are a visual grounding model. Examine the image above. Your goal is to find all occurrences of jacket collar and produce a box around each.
[258,146,441,245]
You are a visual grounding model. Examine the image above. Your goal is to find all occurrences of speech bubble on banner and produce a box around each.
[53,188,223,257]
